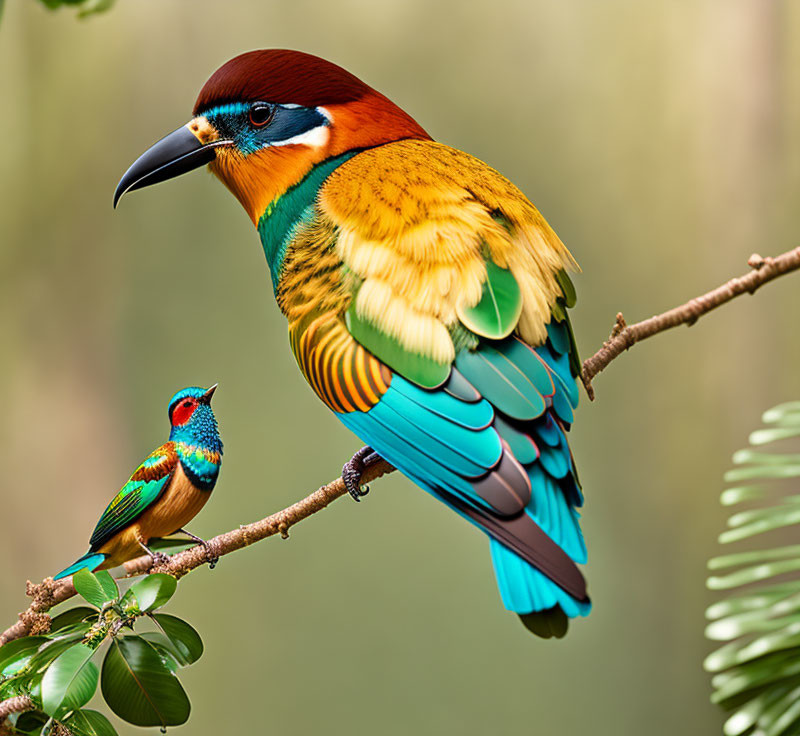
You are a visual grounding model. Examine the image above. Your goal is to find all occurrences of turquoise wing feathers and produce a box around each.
[88,443,178,550]
[336,265,589,634]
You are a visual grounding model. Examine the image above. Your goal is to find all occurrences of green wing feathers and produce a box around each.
[88,444,177,550]
[456,260,523,340]
[314,139,581,390]
[551,269,581,377]
[345,301,451,389]
[345,256,579,390]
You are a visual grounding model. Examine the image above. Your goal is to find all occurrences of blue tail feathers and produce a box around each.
[336,326,590,637]
[53,552,106,580]
[490,539,591,619]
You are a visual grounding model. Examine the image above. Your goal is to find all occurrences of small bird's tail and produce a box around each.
[53,552,106,580]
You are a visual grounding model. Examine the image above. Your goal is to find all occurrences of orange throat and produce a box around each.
[210,145,327,224]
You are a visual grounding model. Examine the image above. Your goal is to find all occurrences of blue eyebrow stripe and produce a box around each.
[203,102,250,118]
[201,103,328,153]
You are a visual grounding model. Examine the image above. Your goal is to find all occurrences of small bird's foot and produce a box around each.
[177,529,218,569]
[138,539,171,569]
[342,446,383,502]
[149,551,171,568]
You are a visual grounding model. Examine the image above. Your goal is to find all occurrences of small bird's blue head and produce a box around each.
[168,385,223,454]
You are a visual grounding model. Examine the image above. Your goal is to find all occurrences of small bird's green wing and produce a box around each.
[88,443,178,551]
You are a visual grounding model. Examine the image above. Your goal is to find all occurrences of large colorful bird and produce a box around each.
[54,385,222,580]
[114,50,588,637]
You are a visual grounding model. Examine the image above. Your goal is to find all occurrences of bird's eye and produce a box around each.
[182,400,192,408]
[248,103,274,128]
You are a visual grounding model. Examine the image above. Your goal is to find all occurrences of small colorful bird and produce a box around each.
[114,50,588,637]
[54,385,222,580]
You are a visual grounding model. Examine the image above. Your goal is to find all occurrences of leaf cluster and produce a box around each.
[706,402,800,736]
[35,0,114,18]
[0,570,202,735]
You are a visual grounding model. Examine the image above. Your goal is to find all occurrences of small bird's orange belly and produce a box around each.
[98,464,211,568]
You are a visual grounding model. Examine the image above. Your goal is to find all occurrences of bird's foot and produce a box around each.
[342,446,383,502]
[149,551,171,568]
[137,538,171,570]
[178,529,218,569]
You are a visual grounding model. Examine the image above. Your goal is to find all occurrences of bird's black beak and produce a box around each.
[113,119,232,208]
[200,383,218,405]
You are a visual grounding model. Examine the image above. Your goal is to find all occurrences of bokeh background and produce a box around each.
[1,1,799,734]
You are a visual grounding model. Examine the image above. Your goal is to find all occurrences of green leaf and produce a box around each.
[721,485,765,506]
[13,711,49,735]
[101,636,190,727]
[708,559,800,590]
[0,673,26,699]
[707,401,800,732]
[763,403,800,426]
[28,633,87,674]
[41,644,98,717]
[0,636,49,676]
[723,685,794,735]
[707,612,800,642]
[732,450,800,466]
[709,545,800,571]
[456,259,522,339]
[151,614,203,665]
[724,465,800,483]
[72,570,114,609]
[63,709,118,736]
[750,427,800,445]
[93,571,118,602]
[49,608,97,633]
[129,574,177,612]
[762,684,800,735]
[138,634,180,673]
[76,0,116,16]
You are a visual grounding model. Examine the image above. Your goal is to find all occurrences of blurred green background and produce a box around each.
[1,1,799,733]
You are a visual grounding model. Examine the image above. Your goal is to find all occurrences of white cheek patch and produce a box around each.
[269,105,332,148]
[270,124,330,148]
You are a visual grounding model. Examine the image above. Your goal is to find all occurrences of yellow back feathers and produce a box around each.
[318,139,577,362]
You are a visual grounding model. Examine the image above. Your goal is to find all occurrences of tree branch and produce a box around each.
[579,247,800,399]
[0,696,34,732]
[0,460,394,647]
[2,246,799,653]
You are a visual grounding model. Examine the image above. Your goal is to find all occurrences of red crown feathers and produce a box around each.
[194,49,430,146]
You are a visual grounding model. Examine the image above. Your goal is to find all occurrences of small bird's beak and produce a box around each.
[200,383,218,405]
[113,117,232,208]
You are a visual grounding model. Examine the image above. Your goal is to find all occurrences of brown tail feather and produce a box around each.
[438,488,589,602]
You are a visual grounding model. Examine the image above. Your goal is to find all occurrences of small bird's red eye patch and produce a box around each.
[172,399,197,426]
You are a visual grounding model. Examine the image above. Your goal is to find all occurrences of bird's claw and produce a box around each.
[199,540,219,570]
[149,551,170,568]
[342,446,382,502]
[177,529,218,569]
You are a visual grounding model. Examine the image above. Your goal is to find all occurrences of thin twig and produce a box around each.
[2,247,799,650]
[579,247,800,400]
[0,460,394,647]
